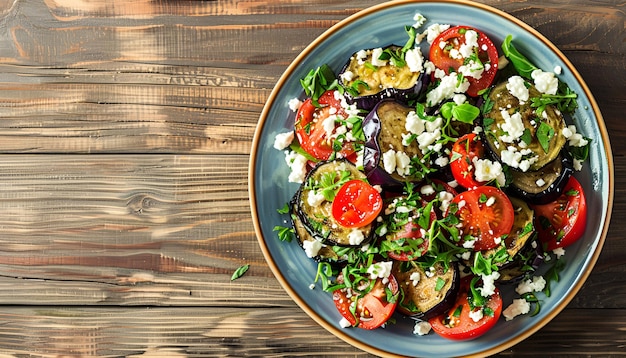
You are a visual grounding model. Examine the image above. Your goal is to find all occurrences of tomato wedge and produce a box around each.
[448,186,515,251]
[294,90,357,161]
[333,271,399,330]
[430,26,499,97]
[386,207,436,261]
[531,176,587,250]
[332,179,383,228]
[429,277,503,340]
[450,133,486,189]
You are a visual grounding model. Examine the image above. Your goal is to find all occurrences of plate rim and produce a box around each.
[249,0,614,356]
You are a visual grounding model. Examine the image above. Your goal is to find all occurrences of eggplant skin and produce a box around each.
[507,150,574,205]
[338,45,429,111]
[393,261,459,320]
[293,159,375,247]
[482,81,567,172]
[362,100,427,188]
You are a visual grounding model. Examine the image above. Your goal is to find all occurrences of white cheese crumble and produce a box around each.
[413,13,427,28]
[515,276,546,295]
[413,321,432,336]
[425,23,451,44]
[503,298,531,321]
[478,271,500,297]
[339,317,352,328]
[273,131,294,150]
[382,149,397,175]
[472,157,503,183]
[367,261,393,283]
[562,125,589,147]
[284,150,308,183]
[302,239,323,258]
[406,111,425,135]
[371,47,387,67]
[307,189,325,207]
[288,97,302,112]
[531,69,559,95]
[499,110,525,143]
[348,228,366,246]
[426,72,470,106]
[553,247,566,259]
[506,75,529,102]
[410,271,421,286]
[406,47,425,73]
[469,308,484,323]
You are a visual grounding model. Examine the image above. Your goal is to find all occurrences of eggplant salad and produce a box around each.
[272,13,590,340]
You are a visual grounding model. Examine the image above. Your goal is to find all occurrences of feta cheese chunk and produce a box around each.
[503,298,531,321]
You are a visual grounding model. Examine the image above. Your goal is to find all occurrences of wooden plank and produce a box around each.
[0,306,621,356]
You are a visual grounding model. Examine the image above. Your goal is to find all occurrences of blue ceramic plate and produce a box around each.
[249,1,613,356]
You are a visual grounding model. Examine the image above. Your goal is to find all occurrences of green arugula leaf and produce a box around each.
[537,122,555,153]
[273,225,294,242]
[300,64,338,106]
[501,35,539,79]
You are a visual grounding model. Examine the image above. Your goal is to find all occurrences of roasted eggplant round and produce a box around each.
[363,100,429,188]
[392,261,459,320]
[338,45,428,110]
[481,81,567,172]
[291,159,376,247]
[508,150,574,205]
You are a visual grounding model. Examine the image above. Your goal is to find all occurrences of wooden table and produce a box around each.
[0,0,622,356]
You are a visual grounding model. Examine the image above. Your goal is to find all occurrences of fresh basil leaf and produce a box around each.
[537,122,555,153]
[452,103,480,124]
[501,35,538,79]
[230,264,250,281]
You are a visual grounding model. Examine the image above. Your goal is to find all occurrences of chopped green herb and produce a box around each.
[230,264,250,281]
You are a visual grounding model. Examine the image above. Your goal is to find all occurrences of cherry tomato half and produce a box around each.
[531,176,587,250]
[447,186,515,251]
[332,180,383,228]
[333,271,399,330]
[450,133,487,190]
[429,277,503,340]
[430,26,499,97]
[295,90,357,161]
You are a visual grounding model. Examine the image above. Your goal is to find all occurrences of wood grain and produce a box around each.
[0,0,622,356]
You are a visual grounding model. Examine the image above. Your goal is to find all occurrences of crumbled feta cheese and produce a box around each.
[302,239,323,258]
[405,111,425,135]
[367,261,393,282]
[531,69,559,95]
[340,70,354,83]
[459,30,479,58]
[469,308,484,323]
[395,151,412,176]
[463,237,476,249]
[273,131,294,150]
[453,94,467,106]
[309,283,315,290]
[348,228,366,246]
[413,321,432,336]
[458,60,484,80]
[355,49,368,65]
[515,276,546,295]
[284,150,308,183]
[413,13,427,28]
[423,60,436,75]
[410,272,421,286]
[536,178,545,187]
[503,298,531,321]
[478,271,500,297]
[339,317,352,328]
[499,110,525,143]
[382,149,397,175]
[562,125,588,147]
[307,190,325,206]
[506,75,529,102]
[553,247,566,259]
[288,98,302,112]
[371,47,387,67]
[406,47,425,73]
[417,129,441,152]
[554,65,562,75]
[438,191,454,213]
[425,23,451,44]
[473,157,503,183]
[426,72,470,106]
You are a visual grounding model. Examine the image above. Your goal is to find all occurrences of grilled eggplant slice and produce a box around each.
[290,198,344,264]
[508,150,574,205]
[393,261,459,320]
[338,45,428,110]
[363,100,429,188]
[291,160,375,247]
[482,81,567,172]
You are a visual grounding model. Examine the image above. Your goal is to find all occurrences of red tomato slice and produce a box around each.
[429,26,499,97]
[429,277,502,340]
[294,90,357,161]
[332,180,383,228]
[448,186,514,251]
[450,133,486,189]
[531,176,587,250]
[333,272,399,330]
